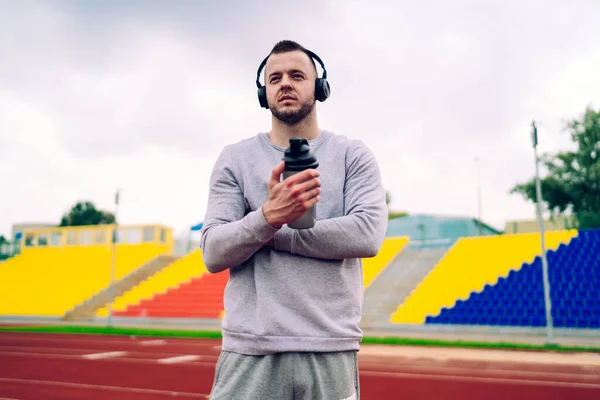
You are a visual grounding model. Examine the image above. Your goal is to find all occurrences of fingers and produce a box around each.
[293,176,321,196]
[267,163,321,225]
[270,165,320,195]
[269,161,285,190]
[283,169,319,186]
[298,186,321,203]
[301,193,320,210]
[282,170,320,196]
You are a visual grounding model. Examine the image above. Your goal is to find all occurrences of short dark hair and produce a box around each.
[267,40,317,75]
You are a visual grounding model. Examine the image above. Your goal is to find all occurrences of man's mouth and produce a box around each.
[279,95,296,102]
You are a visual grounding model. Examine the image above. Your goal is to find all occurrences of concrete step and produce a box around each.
[361,247,448,329]
[62,254,179,321]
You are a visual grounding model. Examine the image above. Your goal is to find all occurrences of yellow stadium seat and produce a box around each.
[0,224,173,317]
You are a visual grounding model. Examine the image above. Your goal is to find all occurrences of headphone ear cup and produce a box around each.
[257,86,268,108]
[315,78,330,102]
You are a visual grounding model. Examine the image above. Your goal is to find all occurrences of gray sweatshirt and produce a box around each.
[200,130,388,355]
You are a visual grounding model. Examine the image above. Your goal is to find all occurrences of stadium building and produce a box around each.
[0,213,598,335]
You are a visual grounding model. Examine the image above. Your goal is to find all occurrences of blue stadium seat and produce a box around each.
[425,228,600,328]
[530,316,545,327]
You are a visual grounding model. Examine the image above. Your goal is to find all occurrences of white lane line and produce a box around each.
[157,355,201,364]
[0,350,219,366]
[82,351,127,360]
[0,377,208,398]
[139,340,166,346]
[360,370,600,389]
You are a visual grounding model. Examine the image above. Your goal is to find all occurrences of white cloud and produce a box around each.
[0,90,218,236]
[1,0,600,238]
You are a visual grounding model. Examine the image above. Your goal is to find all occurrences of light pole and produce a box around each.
[531,121,554,345]
[107,189,120,328]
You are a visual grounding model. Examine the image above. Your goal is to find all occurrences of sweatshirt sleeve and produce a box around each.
[273,140,388,260]
[200,145,280,273]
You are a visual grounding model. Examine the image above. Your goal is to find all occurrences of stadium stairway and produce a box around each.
[390,230,579,325]
[361,247,447,329]
[426,228,600,328]
[362,237,410,290]
[63,254,178,321]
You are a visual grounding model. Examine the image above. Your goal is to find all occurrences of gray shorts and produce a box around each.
[209,350,360,400]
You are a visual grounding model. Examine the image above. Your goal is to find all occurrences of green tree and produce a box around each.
[510,105,600,228]
[60,201,115,227]
[385,190,409,219]
[0,235,7,244]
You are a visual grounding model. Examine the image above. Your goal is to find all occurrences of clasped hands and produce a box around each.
[261,161,321,247]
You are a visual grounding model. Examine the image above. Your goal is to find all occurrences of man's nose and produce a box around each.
[280,75,293,88]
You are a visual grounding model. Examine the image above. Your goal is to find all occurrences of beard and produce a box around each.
[270,98,315,125]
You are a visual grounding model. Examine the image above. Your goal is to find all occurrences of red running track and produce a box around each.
[0,332,599,399]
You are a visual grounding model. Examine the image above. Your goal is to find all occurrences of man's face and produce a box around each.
[265,50,317,125]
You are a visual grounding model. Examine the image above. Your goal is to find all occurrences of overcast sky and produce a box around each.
[1,0,599,239]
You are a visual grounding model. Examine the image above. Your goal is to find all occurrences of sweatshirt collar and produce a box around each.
[260,130,330,151]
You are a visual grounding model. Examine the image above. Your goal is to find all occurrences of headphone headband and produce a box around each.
[255,49,328,89]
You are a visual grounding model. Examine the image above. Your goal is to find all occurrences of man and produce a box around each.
[200,40,388,399]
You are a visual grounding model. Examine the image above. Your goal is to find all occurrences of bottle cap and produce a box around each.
[283,137,319,171]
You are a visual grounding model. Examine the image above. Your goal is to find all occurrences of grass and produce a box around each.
[1,324,598,353]
[0,325,223,339]
[360,336,598,352]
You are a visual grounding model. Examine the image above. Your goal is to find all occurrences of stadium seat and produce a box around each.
[111,266,229,319]
[423,228,599,328]
[0,224,173,318]
[390,230,579,325]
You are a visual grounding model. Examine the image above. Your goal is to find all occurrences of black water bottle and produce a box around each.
[282,137,319,229]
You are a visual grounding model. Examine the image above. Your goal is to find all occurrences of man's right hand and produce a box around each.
[263,161,321,229]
